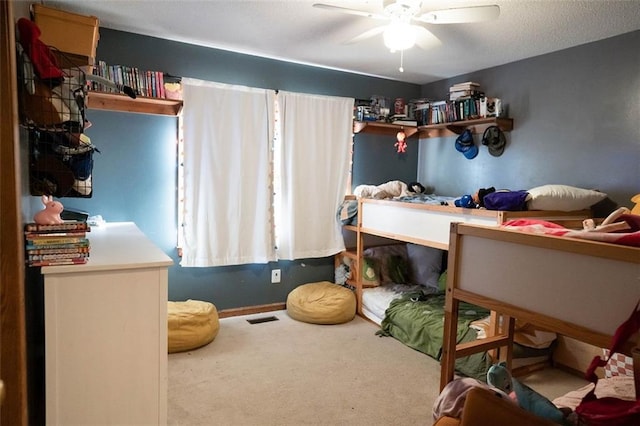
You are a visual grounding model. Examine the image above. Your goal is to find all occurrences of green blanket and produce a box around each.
[378,292,491,381]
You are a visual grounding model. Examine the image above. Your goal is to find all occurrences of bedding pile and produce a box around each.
[359,243,490,380]
[378,291,491,381]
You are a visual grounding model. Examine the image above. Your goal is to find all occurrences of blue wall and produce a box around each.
[417,31,639,216]
[35,29,639,310]
[53,29,420,310]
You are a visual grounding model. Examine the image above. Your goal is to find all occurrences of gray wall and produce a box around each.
[53,29,420,310]
[417,31,639,216]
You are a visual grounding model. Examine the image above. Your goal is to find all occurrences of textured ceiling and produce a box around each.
[41,0,640,85]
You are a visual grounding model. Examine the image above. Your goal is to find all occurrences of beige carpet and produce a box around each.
[168,310,587,425]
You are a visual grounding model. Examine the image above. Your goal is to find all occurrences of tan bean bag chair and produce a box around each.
[287,281,356,325]
[168,300,219,353]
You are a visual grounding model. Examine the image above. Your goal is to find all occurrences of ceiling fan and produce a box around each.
[313,1,500,52]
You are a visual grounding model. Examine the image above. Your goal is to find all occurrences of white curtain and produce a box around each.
[180,78,276,267]
[276,91,354,260]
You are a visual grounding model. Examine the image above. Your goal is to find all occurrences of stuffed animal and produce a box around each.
[33,195,64,225]
[353,180,410,199]
[407,182,426,194]
[631,194,640,215]
[487,361,567,424]
[472,186,496,208]
[395,131,407,153]
[583,207,631,232]
[486,362,514,396]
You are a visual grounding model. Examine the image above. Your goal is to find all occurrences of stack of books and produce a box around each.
[24,221,91,267]
[449,81,483,101]
[389,114,418,126]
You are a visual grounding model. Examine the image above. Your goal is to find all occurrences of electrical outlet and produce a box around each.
[271,269,281,283]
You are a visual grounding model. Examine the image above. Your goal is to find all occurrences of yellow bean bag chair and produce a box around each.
[287,281,356,325]
[168,300,219,353]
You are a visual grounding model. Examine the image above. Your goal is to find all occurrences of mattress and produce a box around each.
[362,284,555,378]
[361,283,426,325]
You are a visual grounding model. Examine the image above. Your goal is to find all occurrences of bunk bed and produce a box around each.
[351,198,591,313]
[357,198,590,251]
[439,222,640,390]
[340,198,593,378]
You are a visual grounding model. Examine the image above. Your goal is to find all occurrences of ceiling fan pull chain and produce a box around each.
[399,49,404,73]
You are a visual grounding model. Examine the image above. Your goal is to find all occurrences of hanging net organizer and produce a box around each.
[16,17,135,198]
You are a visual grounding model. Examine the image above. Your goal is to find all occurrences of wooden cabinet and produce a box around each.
[353,117,513,139]
[87,91,183,116]
[40,222,173,425]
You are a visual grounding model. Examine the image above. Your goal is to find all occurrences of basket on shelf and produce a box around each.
[16,17,133,198]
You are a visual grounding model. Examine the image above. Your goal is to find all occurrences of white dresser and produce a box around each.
[41,222,173,425]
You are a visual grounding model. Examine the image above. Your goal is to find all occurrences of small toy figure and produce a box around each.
[33,195,64,225]
[486,362,514,398]
[395,130,407,153]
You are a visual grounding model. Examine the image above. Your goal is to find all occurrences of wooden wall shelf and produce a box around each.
[353,121,418,138]
[86,91,183,116]
[354,117,513,139]
[418,117,513,138]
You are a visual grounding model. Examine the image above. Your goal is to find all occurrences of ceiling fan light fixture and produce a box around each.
[383,21,416,51]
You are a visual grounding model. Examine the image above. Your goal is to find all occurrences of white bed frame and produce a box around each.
[440,222,640,390]
[351,198,591,314]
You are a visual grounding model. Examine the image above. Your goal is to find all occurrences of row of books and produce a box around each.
[415,96,503,125]
[92,60,170,99]
[408,81,503,125]
[24,221,90,267]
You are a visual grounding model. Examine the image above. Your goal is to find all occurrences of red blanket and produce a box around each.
[502,214,640,248]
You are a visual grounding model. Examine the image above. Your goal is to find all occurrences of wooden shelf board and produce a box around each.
[354,118,512,139]
[418,117,513,138]
[353,121,418,138]
[86,91,183,116]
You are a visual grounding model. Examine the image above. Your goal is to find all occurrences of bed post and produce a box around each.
[492,311,515,366]
[355,198,364,315]
[441,222,461,390]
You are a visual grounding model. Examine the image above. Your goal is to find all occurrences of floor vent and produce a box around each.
[246,315,279,325]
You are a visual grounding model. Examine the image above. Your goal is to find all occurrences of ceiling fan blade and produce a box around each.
[417,5,500,24]
[313,3,388,20]
[413,26,441,50]
[344,25,387,44]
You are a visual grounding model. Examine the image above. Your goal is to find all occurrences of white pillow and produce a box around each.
[526,184,607,211]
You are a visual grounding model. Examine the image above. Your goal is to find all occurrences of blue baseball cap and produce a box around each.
[455,129,478,159]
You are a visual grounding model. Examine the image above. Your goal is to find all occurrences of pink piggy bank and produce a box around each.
[33,195,64,225]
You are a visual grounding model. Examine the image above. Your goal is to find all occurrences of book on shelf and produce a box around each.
[392,120,418,126]
[25,230,88,239]
[25,241,90,250]
[28,257,89,267]
[25,236,90,246]
[28,252,90,262]
[449,81,480,91]
[93,60,168,99]
[449,90,484,101]
[27,246,91,255]
[24,221,90,233]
